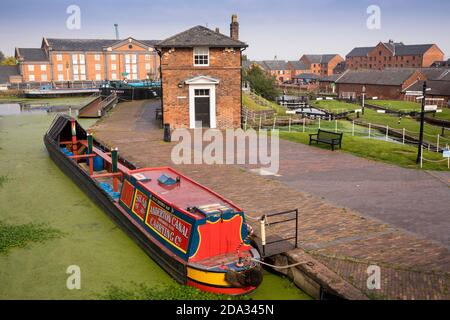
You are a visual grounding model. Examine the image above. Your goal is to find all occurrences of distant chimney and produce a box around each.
[114,24,119,40]
[230,14,239,40]
[389,39,394,44]
[215,27,220,33]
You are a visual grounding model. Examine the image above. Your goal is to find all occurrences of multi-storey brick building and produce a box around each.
[287,60,309,80]
[15,37,160,83]
[156,15,247,129]
[346,41,444,71]
[299,54,344,76]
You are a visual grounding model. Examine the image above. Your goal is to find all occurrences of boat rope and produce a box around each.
[251,258,305,269]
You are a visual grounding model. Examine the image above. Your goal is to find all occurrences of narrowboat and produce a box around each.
[43,114,263,295]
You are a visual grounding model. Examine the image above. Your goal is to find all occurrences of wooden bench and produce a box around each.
[309,129,343,151]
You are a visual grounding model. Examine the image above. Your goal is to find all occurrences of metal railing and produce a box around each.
[260,209,299,257]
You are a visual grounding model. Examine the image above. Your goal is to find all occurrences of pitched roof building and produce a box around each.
[155,15,247,129]
[333,69,426,100]
[299,54,343,76]
[345,40,444,71]
[14,37,160,83]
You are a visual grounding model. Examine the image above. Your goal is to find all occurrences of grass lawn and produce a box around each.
[368,100,421,112]
[427,108,450,122]
[0,96,95,107]
[310,100,359,114]
[279,131,450,171]
[243,92,286,115]
[348,109,449,144]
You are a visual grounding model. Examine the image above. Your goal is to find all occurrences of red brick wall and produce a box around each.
[160,47,242,129]
[337,83,403,100]
[422,45,444,67]
[21,62,51,82]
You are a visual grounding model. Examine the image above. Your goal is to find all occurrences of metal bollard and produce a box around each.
[163,123,171,142]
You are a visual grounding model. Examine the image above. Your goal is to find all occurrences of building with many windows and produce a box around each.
[14,37,160,83]
[346,40,444,70]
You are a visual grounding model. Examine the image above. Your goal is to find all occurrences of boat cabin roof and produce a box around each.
[129,167,242,219]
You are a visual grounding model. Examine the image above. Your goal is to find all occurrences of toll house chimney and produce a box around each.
[230,14,239,41]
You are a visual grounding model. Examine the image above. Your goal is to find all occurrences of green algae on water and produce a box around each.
[98,282,245,300]
[0,221,63,254]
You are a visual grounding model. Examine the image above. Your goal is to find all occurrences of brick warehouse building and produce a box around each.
[15,37,160,82]
[333,69,426,100]
[346,40,444,71]
[156,15,247,129]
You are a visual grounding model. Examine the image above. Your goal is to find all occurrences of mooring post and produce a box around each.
[87,133,94,175]
[335,119,338,133]
[71,118,78,155]
[260,216,266,257]
[386,125,389,141]
[403,128,405,144]
[437,134,440,152]
[368,123,371,138]
[289,118,291,132]
[111,147,119,192]
[303,118,306,133]
[352,121,355,136]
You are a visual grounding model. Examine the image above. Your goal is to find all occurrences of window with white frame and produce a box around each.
[72,54,86,80]
[56,53,62,61]
[125,54,137,79]
[28,65,34,71]
[95,64,101,71]
[29,74,35,81]
[57,74,64,81]
[111,73,117,80]
[194,47,209,66]
[145,63,151,71]
[41,65,46,71]
[57,64,63,71]
[94,54,101,61]
[110,54,116,61]
[145,54,151,61]
[111,64,116,71]
[41,74,47,81]
[95,74,101,81]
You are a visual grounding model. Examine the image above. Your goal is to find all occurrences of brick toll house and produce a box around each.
[155,15,248,129]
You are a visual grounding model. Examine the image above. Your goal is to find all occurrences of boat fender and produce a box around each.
[225,266,263,288]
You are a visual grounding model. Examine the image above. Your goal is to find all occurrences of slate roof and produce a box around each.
[319,74,342,82]
[346,47,373,58]
[0,65,20,84]
[418,68,450,81]
[293,73,320,80]
[335,69,420,86]
[405,80,450,96]
[347,42,437,58]
[261,60,289,70]
[288,60,308,70]
[16,48,48,62]
[156,25,247,48]
[302,54,339,64]
[46,38,159,51]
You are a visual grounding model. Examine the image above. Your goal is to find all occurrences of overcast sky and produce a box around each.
[0,0,448,60]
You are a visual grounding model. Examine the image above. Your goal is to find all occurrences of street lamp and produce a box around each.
[65,62,70,87]
[416,81,428,164]
[362,85,366,115]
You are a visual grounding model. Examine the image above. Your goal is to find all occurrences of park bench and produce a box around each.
[309,129,343,151]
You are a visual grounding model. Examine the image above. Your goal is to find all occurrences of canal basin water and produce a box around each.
[0,111,310,300]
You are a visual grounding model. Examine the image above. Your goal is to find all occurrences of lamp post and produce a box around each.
[416,81,427,164]
[362,85,366,115]
[65,62,70,87]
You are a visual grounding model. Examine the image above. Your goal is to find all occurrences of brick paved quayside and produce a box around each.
[90,100,450,299]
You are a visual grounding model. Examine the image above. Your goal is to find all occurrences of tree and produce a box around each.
[243,66,280,101]
[0,51,5,62]
[0,56,17,66]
